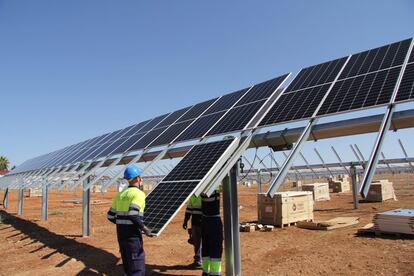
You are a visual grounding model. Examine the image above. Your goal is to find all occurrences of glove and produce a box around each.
[142,225,155,237]
[182,221,188,230]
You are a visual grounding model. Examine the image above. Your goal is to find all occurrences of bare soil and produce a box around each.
[0,186,413,276]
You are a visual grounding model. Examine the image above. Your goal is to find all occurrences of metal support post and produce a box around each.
[331,146,350,175]
[398,139,414,172]
[267,120,316,196]
[3,188,8,209]
[359,106,396,197]
[381,152,394,174]
[299,152,318,178]
[82,177,91,237]
[354,144,366,162]
[282,152,302,180]
[18,187,24,215]
[314,148,334,178]
[350,164,359,209]
[223,164,242,276]
[350,145,364,167]
[41,183,48,221]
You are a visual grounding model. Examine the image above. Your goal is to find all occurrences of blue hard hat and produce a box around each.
[124,164,142,180]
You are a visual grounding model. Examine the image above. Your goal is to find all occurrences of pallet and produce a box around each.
[357,223,414,238]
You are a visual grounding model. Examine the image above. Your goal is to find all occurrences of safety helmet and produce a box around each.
[123,164,142,180]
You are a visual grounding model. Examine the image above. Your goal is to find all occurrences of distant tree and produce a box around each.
[0,156,9,170]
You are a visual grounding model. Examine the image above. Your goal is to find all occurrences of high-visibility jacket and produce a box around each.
[185,194,202,226]
[107,186,146,240]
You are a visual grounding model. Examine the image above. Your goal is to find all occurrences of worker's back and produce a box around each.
[113,186,146,240]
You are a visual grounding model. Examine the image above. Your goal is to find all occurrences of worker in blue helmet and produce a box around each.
[107,164,154,276]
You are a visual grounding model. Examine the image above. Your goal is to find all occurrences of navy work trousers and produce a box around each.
[118,238,145,276]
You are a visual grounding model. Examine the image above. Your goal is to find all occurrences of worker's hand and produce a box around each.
[142,226,155,237]
[182,221,187,230]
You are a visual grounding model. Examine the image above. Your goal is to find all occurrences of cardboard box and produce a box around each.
[302,183,330,201]
[258,191,314,227]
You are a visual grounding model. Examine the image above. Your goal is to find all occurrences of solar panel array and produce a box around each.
[144,139,234,234]
[395,45,414,102]
[318,38,412,116]
[259,57,348,126]
[10,74,288,175]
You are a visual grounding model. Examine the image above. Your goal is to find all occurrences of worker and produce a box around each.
[107,164,154,276]
[182,194,202,268]
[201,187,223,276]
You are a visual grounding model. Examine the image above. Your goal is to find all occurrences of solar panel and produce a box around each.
[207,100,267,136]
[236,74,290,106]
[259,57,348,127]
[139,114,170,132]
[409,47,414,63]
[163,139,233,181]
[176,98,218,123]
[157,107,192,128]
[144,139,234,234]
[285,58,347,93]
[100,132,148,157]
[339,39,411,80]
[127,126,168,152]
[149,120,195,147]
[395,63,414,102]
[174,111,226,143]
[204,88,249,115]
[318,67,401,115]
[260,84,330,125]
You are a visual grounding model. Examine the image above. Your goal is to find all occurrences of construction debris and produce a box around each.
[297,217,359,231]
[239,223,274,232]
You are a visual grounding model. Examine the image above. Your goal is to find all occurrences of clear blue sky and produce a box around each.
[1,0,413,168]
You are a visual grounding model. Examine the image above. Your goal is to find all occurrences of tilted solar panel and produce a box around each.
[339,39,411,80]
[395,63,414,102]
[236,74,289,106]
[318,67,401,115]
[144,139,234,234]
[204,88,249,115]
[149,120,195,147]
[176,99,218,123]
[259,57,348,126]
[174,111,226,143]
[157,107,192,128]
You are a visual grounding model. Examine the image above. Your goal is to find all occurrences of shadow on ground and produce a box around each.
[0,210,122,275]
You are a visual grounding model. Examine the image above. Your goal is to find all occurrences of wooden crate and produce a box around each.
[330,180,350,193]
[257,191,314,227]
[302,183,330,201]
[23,188,42,197]
[365,180,395,202]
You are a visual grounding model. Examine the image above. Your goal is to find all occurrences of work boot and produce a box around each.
[193,260,202,268]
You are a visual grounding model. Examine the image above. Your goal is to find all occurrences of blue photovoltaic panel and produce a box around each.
[409,47,414,63]
[207,100,266,135]
[139,114,170,132]
[144,181,200,233]
[260,84,330,125]
[145,139,234,234]
[285,58,347,93]
[204,88,249,115]
[176,98,218,123]
[395,63,414,102]
[157,107,192,128]
[149,120,195,147]
[175,111,226,143]
[97,132,148,158]
[318,67,401,115]
[127,127,168,152]
[236,74,290,106]
[339,39,411,80]
[163,139,233,181]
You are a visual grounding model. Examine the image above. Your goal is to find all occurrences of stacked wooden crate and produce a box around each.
[23,188,42,197]
[301,183,330,201]
[373,208,414,235]
[365,180,396,202]
[329,175,350,193]
[257,191,313,227]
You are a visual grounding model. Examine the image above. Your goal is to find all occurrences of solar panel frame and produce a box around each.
[395,61,414,103]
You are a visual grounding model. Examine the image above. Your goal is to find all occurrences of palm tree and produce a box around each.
[0,156,9,171]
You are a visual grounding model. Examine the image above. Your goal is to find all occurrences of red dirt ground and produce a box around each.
[0,186,413,276]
